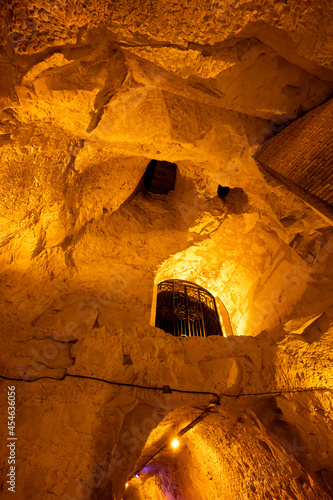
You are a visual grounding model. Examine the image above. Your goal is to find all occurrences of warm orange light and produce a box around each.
[171,438,180,449]
[125,482,129,488]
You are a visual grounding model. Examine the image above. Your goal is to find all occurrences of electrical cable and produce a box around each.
[1,372,332,489]
[127,385,333,483]
[0,373,332,402]
[0,373,220,402]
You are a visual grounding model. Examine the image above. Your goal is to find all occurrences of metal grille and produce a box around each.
[155,280,223,337]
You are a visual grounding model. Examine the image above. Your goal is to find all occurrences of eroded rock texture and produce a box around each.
[0,1,333,499]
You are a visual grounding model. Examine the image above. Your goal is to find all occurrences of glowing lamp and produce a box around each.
[125,482,129,488]
[171,438,180,450]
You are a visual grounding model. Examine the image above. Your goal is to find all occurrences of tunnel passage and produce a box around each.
[155,279,223,337]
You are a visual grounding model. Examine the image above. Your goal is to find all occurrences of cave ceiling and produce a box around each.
[0,1,333,499]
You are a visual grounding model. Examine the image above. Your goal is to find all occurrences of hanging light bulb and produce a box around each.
[171,438,180,450]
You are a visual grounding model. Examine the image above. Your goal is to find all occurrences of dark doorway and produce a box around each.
[144,160,177,194]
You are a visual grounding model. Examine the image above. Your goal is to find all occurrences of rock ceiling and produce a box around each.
[0,1,333,499]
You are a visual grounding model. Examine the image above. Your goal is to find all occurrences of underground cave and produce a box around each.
[0,1,333,499]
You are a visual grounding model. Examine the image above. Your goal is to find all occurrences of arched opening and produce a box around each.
[154,279,223,337]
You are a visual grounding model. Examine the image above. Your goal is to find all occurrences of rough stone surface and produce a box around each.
[0,1,333,499]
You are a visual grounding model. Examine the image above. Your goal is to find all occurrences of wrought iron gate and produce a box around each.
[155,280,223,337]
